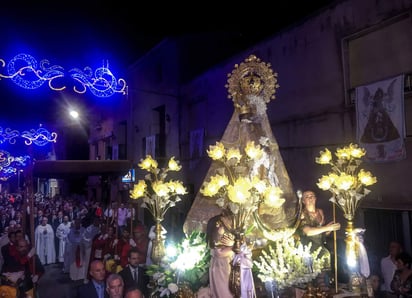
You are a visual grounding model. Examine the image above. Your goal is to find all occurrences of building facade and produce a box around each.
[101,0,412,259]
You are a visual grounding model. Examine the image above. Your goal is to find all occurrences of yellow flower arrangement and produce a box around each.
[130,155,188,221]
[200,140,285,232]
[315,143,377,220]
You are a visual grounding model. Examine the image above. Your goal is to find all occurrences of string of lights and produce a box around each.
[0,53,127,97]
[0,126,57,146]
[0,149,31,181]
[0,125,58,181]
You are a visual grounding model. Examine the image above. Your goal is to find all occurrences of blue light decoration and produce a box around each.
[69,61,127,97]
[1,53,65,90]
[0,167,17,181]
[0,127,20,145]
[0,149,31,181]
[0,125,57,180]
[20,127,58,146]
[0,53,127,97]
[0,126,57,146]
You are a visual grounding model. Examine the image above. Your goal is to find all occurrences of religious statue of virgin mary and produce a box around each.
[183,55,302,243]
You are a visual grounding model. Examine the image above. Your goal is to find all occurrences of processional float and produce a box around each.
[183,55,303,297]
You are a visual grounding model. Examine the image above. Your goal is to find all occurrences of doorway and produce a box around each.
[361,208,412,275]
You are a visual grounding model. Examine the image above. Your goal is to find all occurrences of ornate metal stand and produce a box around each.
[176,282,195,298]
[345,220,355,274]
[229,231,244,298]
[151,220,166,265]
[345,220,366,294]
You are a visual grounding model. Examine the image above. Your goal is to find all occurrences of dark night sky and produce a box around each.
[1,1,335,121]
[0,1,336,159]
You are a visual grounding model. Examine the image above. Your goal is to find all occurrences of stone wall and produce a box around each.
[179,0,412,219]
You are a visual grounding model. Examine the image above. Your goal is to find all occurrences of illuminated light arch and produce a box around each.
[0,126,58,146]
[70,63,127,97]
[21,127,58,146]
[0,167,17,181]
[0,53,127,97]
[6,53,66,90]
[0,127,20,145]
[0,150,31,181]
[0,125,57,180]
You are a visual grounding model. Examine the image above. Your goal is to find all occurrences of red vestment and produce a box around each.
[116,238,131,268]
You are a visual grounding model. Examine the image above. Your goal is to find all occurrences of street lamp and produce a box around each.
[69,109,80,119]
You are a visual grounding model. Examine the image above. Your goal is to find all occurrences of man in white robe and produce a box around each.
[34,216,56,265]
[67,218,86,281]
[55,215,71,264]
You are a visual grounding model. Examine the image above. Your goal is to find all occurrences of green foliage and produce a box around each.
[178,231,211,291]
[146,230,211,295]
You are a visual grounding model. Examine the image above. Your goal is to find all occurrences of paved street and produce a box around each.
[37,263,82,298]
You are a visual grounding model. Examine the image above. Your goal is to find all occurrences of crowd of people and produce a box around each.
[0,192,152,298]
[0,189,412,298]
[378,240,412,298]
[76,260,145,298]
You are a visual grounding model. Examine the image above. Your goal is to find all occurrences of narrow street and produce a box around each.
[37,263,82,298]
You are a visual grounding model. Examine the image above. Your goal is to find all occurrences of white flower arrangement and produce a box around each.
[146,231,210,297]
[149,271,178,297]
[254,236,328,290]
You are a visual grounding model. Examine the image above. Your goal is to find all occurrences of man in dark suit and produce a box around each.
[118,247,149,297]
[33,209,44,228]
[64,206,77,222]
[76,260,108,298]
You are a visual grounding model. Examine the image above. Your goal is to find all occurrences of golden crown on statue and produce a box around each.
[225,55,280,117]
